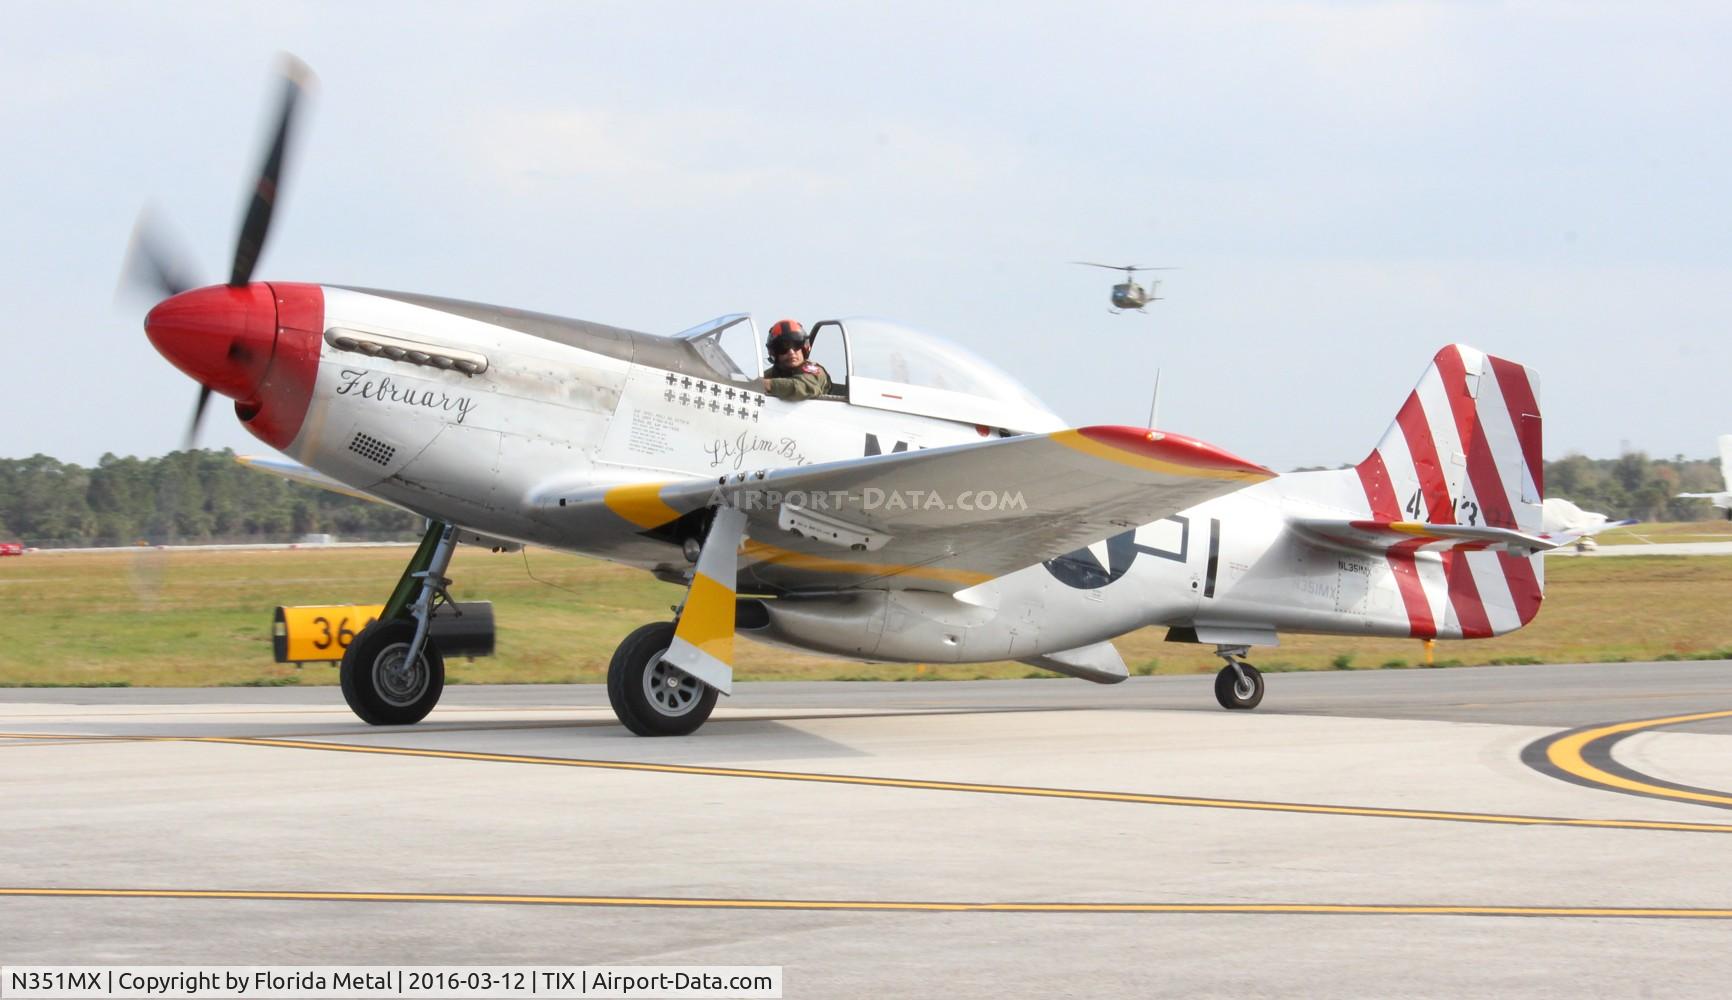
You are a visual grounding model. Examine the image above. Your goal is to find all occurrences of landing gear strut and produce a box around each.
[1212,644,1264,710]
[341,521,458,725]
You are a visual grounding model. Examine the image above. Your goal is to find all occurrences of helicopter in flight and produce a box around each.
[1074,261,1177,313]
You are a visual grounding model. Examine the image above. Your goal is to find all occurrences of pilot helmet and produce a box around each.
[766,319,809,358]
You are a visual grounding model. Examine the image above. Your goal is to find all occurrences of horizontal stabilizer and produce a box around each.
[1292,518,1559,555]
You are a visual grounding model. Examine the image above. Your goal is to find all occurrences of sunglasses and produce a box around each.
[771,341,806,355]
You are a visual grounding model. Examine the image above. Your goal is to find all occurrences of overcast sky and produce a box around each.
[4,1,1728,471]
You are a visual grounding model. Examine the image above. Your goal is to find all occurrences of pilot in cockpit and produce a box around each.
[761,319,832,400]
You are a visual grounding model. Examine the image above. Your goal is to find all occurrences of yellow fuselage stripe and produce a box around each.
[739,539,992,586]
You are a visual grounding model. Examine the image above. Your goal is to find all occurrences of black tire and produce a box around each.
[340,619,445,725]
[1214,662,1264,710]
[607,621,717,736]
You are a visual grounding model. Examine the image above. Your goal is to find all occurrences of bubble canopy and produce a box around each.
[675,314,1064,432]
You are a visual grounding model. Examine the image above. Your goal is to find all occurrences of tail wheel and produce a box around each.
[1214,662,1264,710]
[340,619,445,725]
[607,621,718,736]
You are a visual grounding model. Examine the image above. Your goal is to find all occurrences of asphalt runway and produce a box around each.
[4,662,1732,997]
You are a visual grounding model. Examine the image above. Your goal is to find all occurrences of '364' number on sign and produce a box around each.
[310,614,377,651]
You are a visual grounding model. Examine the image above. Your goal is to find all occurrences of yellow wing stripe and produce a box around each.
[1051,429,1270,481]
[674,571,736,665]
[604,482,683,529]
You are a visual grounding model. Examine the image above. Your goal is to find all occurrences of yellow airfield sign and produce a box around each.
[273,605,383,663]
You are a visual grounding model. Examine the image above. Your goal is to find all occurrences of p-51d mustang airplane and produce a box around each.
[128,61,1559,736]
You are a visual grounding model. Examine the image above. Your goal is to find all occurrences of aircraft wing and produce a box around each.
[239,455,524,551]
[236,455,383,502]
[546,426,1273,593]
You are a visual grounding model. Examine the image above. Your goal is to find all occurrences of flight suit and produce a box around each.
[762,361,832,400]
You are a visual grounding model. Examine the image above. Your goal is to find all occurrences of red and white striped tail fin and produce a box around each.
[1353,345,1546,637]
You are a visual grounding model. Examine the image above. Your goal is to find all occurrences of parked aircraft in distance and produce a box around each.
[1677,434,1732,519]
[1539,497,1637,551]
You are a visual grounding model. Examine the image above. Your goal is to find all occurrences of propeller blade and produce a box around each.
[184,386,213,452]
[229,55,313,287]
[118,211,201,301]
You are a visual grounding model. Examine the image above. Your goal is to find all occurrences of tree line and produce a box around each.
[1547,451,1728,523]
[0,447,1725,548]
[0,450,423,548]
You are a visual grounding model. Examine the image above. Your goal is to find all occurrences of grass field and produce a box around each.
[1,539,1728,687]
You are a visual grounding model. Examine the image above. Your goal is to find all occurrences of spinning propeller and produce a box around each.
[118,55,313,451]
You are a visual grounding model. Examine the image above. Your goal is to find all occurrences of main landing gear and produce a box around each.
[606,505,747,737]
[606,621,718,736]
[1212,644,1265,710]
[341,521,458,725]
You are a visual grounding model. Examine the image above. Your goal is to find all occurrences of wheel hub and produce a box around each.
[374,644,429,707]
[642,651,702,717]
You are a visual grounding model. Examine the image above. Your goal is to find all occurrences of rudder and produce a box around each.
[1353,345,1546,634]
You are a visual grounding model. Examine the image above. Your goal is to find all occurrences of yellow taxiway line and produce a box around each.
[1534,709,1732,809]
[9,710,1732,832]
[184,734,1732,834]
[2,887,1729,919]
[202,727,1732,831]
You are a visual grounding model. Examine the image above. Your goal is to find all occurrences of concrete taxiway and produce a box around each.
[3,662,1731,997]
